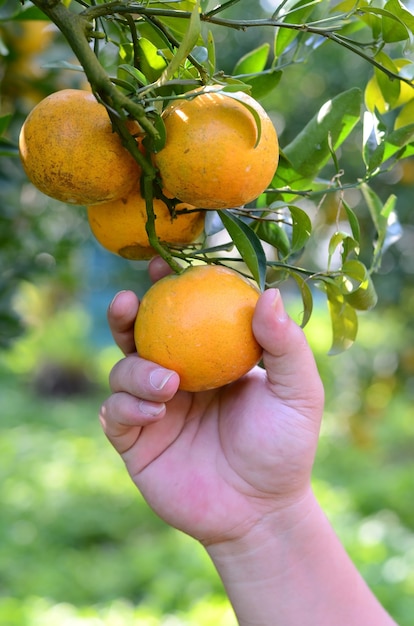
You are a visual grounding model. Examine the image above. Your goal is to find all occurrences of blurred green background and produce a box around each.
[1,0,414,624]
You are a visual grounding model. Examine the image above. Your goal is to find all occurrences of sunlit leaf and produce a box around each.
[361,185,402,272]
[272,88,361,191]
[360,2,409,42]
[137,37,168,82]
[367,123,414,172]
[373,52,401,107]
[383,0,414,41]
[324,282,358,354]
[328,231,359,267]
[340,260,378,311]
[395,100,414,130]
[233,43,269,75]
[218,210,267,290]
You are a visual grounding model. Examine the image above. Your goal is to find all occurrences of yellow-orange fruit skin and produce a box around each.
[18,89,142,205]
[153,89,279,209]
[134,265,262,392]
[87,191,205,259]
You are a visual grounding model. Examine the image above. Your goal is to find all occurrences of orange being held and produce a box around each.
[19,89,143,205]
[134,264,262,392]
[87,189,205,259]
[153,87,279,210]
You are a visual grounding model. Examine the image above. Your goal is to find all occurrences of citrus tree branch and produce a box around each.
[29,0,160,172]
[142,176,185,274]
[79,2,413,88]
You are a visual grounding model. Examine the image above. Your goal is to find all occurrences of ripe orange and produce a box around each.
[19,89,142,205]
[134,264,262,392]
[153,88,279,209]
[87,190,205,259]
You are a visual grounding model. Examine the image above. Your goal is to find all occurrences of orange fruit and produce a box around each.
[87,190,205,259]
[153,87,279,209]
[5,20,54,56]
[19,89,142,205]
[134,264,262,392]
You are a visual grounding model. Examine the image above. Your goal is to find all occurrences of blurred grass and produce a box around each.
[0,289,413,625]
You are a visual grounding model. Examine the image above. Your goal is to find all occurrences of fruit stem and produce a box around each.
[142,176,185,275]
[30,0,159,175]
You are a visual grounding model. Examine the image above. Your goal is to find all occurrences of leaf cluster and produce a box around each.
[2,0,414,351]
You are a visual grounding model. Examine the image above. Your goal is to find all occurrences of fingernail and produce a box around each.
[273,289,288,323]
[150,368,175,390]
[139,401,164,417]
[108,290,126,312]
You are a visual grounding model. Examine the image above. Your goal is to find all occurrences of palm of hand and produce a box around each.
[118,363,320,545]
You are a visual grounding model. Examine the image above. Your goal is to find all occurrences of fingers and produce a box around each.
[100,355,180,454]
[148,256,174,282]
[107,290,139,355]
[107,259,173,356]
[109,355,179,400]
[252,289,325,419]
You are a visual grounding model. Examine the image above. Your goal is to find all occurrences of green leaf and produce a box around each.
[137,37,168,82]
[218,210,267,290]
[343,200,361,243]
[290,272,314,328]
[374,52,401,107]
[0,137,19,157]
[118,64,149,89]
[254,204,311,259]
[233,43,269,75]
[383,0,414,41]
[156,0,201,85]
[0,113,12,136]
[328,231,359,268]
[272,88,362,191]
[324,282,358,355]
[361,184,401,272]
[367,123,414,173]
[144,111,167,152]
[360,2,411,42]
[274,0,317,58]
[288,205,312,253]
[242,69,283,101]
[255,218,291,259]
[340,260,378,311]
[0,0,23,20]
[147,1,203,43]
[205,29,216,77]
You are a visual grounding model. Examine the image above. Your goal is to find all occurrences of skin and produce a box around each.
[100,256,397,626]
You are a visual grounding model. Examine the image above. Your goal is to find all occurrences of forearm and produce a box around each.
[206,490,396,626]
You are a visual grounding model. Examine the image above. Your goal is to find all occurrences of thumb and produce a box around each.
[252,288,324,419]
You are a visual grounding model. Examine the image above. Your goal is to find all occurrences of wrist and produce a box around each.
[204,488,396,626]
[205,486,318,581]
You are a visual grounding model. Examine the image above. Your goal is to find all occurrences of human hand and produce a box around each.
[99,257,325,546]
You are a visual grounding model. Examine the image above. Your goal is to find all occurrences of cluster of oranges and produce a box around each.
[19,87,280,391]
